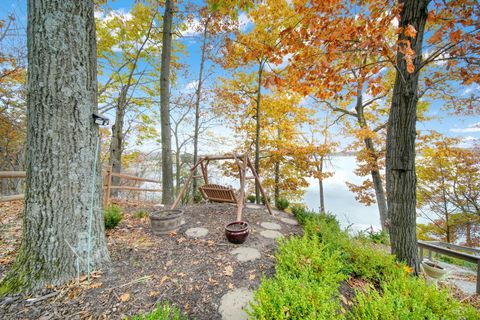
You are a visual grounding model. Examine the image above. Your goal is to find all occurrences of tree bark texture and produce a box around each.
[386,0,429,273]
[1,0,110,294]
[160,0,174,205]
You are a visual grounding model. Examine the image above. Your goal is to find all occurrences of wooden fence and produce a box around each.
[0,169,161,205]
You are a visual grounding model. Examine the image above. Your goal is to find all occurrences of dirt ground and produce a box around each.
[0,200,301,319]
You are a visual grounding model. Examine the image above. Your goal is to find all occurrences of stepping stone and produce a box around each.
[219,288,253,320]
[260,230,283,239]
[280,217,298,226]
[185,227,208,238]
[246,203,264,210]
[260,222,281,230]
[231,247,261,262]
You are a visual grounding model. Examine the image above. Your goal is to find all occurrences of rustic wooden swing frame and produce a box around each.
[171,154,273,221]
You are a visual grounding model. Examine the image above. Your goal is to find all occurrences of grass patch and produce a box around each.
[131,302,187,320]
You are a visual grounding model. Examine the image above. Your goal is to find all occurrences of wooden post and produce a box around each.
[233,154,247,221]
[171,161,202,209]
[103,165,112,207]
[247,157,273,216]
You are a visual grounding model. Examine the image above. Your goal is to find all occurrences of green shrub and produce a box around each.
[349,275,479,320]
[250,217,349,319]
[250,273,344,320]
[247,194,256,203]
[134,209,149,219]
[193,191,203,203]
[345,241,402,283]
[131,302,188,320]
[356,229,389,245]
[275,198,289,210]
[104,205,123,230]
[251,205,478,320]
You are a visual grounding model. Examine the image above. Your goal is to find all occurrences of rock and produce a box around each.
[185,227,209,238]
[260,230,283,239]
[218,288,253,320]
[231,247,261,262]
[260,222,281,230]
[245,204,264,210]
[280,217,298,226]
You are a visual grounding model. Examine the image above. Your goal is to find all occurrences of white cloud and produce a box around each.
[185,80,199,91]
[450,122,480,133]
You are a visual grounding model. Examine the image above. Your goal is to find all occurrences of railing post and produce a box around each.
[477,260,480,294]
[103,165,112,207]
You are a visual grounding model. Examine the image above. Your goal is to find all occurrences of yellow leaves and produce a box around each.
[403,265,414,274]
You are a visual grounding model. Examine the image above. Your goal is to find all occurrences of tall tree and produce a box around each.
[96,3,160,196]
[160,0,175,204]
[0,0,110,294]
[386,0,430,272]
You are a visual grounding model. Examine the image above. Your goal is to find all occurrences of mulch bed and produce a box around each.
[0,200,301,319]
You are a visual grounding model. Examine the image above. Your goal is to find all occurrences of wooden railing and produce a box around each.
[102,166,161,206]
[0,169,162,205]
[0,171,26,202]
[418,240,480,294]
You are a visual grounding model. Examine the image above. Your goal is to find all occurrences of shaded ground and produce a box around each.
[0,200,300,319]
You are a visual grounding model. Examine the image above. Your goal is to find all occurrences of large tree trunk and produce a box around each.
[386,0,429,273]
[108,86,127,198]
[160,0,174,205]
[0,0,110,294]
[192,17,209,198]
[254,61,264,204]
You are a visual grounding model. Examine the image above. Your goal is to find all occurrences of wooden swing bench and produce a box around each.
[199,184,237,204]
[171,153,273,220]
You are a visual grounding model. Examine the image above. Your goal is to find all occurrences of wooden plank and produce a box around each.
[110,172,161,184]
[0,171,26,179]
[0,194,25,202]
[200,154,245,161]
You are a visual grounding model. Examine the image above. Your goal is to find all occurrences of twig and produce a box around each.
[107,275,152,291]
[25,291,58,304]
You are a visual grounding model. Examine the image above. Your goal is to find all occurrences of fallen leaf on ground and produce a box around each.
[149,291,160,297]
[160,275,170,285]
[90,282,102,289]
[224,266,234,276]
[249,274,256,280]
[208,277,218,285]
[228,283,234,289]
[120,293,130,302]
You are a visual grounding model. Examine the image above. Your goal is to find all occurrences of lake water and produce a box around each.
[302,156,383,233]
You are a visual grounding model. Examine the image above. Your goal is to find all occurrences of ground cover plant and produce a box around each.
[249,209,479,319]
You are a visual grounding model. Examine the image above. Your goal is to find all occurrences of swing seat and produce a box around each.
[199,184,237,204]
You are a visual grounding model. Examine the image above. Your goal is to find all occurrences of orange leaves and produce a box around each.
[449,29,461,43]
[398,40,416,74]
[404,24,417,38]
